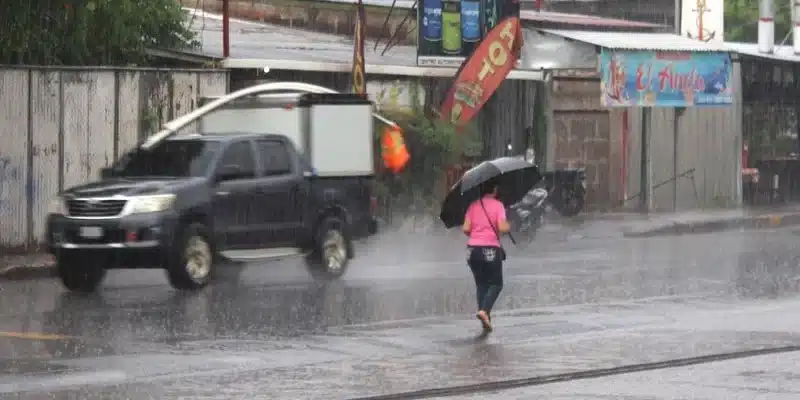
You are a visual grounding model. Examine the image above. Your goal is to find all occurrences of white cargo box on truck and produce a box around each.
[199,92,374,177]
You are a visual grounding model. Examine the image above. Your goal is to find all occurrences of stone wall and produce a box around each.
[550,70,619,210]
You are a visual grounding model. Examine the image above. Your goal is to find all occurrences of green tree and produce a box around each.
[725,0,792,43]
[0,0,197,65]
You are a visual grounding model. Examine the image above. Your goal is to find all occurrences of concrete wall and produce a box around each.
[0,67,228,250]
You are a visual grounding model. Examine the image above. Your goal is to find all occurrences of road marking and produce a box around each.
[0,331,73,341]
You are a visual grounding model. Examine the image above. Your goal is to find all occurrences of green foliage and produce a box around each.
[373,108,482,220]
[726,0,792,43]
[0,0,197,65]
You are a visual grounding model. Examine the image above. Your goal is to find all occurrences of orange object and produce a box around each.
[439,17,523,127]
[381,125,410,173]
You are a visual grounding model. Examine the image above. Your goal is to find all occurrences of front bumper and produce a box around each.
[46,212,180,268]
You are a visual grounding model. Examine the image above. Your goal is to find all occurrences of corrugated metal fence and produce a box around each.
[624,61,743,211]
[0,67,229,250]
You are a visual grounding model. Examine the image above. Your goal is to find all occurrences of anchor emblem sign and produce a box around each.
[685,0,719,42]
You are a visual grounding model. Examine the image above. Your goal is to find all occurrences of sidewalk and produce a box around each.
[548,205,800,238]
[0,253,54,280]
[618,206,800,238]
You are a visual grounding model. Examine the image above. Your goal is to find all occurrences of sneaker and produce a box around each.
[476,310,492,332]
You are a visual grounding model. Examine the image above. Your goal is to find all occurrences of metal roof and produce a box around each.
[187,8,415,65]
[301,0,418,9]
[541,29,730,52]
[188,8,545,80]
[725,42,800,63]
[520,10,663,28]
[283,0,663,28]
[302,0,605,9]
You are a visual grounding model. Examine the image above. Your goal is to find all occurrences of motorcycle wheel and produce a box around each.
[555,185,585,217]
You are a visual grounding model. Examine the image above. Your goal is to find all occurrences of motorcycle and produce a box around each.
[541,168,586,217]
[508,180,550,240]
[516,144,586,217]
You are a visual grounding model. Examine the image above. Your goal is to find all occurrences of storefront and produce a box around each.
[526,30,740,210]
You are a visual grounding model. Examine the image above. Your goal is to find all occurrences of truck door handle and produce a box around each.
[216,191,230,196]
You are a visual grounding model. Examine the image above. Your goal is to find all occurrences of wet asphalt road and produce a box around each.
[2,224,800,399]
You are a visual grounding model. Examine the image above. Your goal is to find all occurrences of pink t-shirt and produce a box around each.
[465,196,506,247]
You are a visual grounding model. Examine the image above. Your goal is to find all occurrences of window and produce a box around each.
[257,140,292,176]
[216,141,256,179]
[112,140,219,177]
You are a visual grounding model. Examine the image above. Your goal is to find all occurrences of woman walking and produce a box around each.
[462,180,510,332]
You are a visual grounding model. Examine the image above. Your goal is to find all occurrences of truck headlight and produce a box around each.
[47,197,66,215]
[127,194,176,214]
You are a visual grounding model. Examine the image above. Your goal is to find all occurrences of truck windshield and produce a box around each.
[113,140,219,177]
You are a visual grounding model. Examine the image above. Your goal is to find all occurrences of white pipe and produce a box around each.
[142,81,399,149]
[793,0,800,54]
[759,0,775,53]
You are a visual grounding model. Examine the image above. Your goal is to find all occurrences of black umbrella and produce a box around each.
[439,157,542,229]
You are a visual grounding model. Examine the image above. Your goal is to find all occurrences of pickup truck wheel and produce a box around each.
[166,223,214,290]
[305,217,350,280]
[56,252,106,293]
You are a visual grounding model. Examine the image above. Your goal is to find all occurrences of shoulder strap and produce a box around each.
[480,198,502,242]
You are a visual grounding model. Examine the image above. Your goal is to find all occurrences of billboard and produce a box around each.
[418,0,520,66]
[599,50,733,107]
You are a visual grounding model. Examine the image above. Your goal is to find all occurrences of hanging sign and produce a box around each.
[599,50,733,107]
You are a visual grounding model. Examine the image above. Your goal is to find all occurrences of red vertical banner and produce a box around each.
[439,17,523,127]
[351,0,366,95]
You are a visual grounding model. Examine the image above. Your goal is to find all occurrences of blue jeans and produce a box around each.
[467,246,504,314]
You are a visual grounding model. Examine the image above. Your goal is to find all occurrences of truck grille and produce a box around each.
[67,199,127,217]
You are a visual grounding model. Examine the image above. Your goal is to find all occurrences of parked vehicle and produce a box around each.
[541,168,586,217]
[45,83,380,293]
[508,180,549,237]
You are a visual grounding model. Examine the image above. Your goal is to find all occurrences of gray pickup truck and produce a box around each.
[46,87,380,293]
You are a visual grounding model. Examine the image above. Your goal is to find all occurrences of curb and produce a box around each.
[0,264,57,281]
[622,212,800,238]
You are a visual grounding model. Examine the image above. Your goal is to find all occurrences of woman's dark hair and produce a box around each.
[479,179,499,196]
